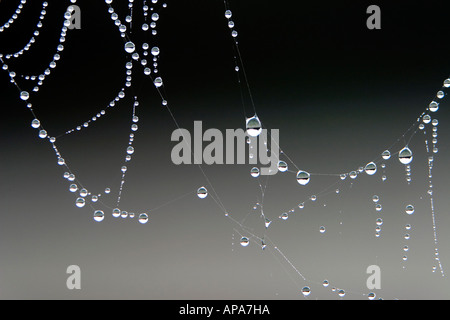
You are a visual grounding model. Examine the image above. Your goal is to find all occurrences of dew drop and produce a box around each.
[319,226,326,234]
[93,210,104,222]
[398,147,413,165]
[246,115,262,137]
[124,41,136,53]
[154,77,163,87]
[31,119,40,128]
[240,237,249,247]
[405,204,415,215]
[20,91,29,100]
[197,186,208,199]
[250,167,260,178]
[75,197,85,208]
[112,208,121,218]
[364,162,377,175]
[301,286,311,297]
[278,161,288,172]
[368,292,376,300]
[296,170,310,185]
[138,213,148,224]
[429,101,439,112]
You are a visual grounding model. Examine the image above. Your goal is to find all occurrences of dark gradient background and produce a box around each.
[1,0,450,299]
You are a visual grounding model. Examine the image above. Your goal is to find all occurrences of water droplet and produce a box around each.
[376,218,383,226]
[112,208,121,218]
[240,237,249,247]
[403,245,409,252]
[139,213,148,224]
[278,161,288,172]
[151,46,160,56]
[423,114,431,124]
[69,184,78,193]
[264,218,272,228]
[225,10,232,19]
[39,130,47,139]
[429,101,439,112]
[124,41,136,53]
[368,292,376,300]
[443,79,450,88]
[197,186,208,199]
[250,167,260,178]
[301,286,311,297]
[80,188,88,197]
[105,188,111,194]
[322,280,329,287]
[280,212,288,220]
[127,146,135,154]
[372,195,379,203]
[20,91,29,100]
[375,204,382,212]
[75,197,85,208]
[93,210,104,222]
[398,147,413,165]
[154,77,163,87]
[349,171,357,179]
[405,204,414,215]
[319,226,326,233]
[31,119,40,128]
[338,289,345,297]
[310,195,317,201]
[364,162,377,175]
[246,115,262,137]
[296,170,310,185]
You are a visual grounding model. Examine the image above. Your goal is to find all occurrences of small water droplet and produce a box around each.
[197,186,208,199]
[296,170,310,185]
[301,286,311,296]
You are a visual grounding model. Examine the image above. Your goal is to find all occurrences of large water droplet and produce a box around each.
[246,115,262,137]
[240,237,249,247]
[399,147,413,165]
[154,77,163,88]
[20,91,29,100]
[429,101,439,112]
[31,119,40,128]
[75,197,85,208]
[364,162,377,175]
[124,41,135,53]
[296,170,310,185]
[301,286,311,296]
[112,208,121,218]
[278,161,288,172]
[197,186,208,199]
[405,205,415,215]
[93,210,104,222]
[139,213,148,224]
[250,167,260,178]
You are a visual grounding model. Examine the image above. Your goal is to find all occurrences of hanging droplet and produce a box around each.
[372,195,379,203]
[39,130,47,139]
[246,115,262,137]
[264,218,272,229]
[405,205,415,215]
[349,171,357,179]
[69,184,78,193]
[443,79,450,88]
[429,101,439,112]
[310,195,317,201]
[301,286,311,297]
[138,213,148,224]
[75,197,85,208]
[151,46,160,56]
[197,186,208,199]
[154,77,163,87]
[127,146,135,154]
[240,237,249,247]
[368,292,376,300]
[278,161,288,172]
[93,210,104,222]
[250,167,260,178]
[20,91,30,100]
[319,226,326,234]
[398,147,413,165]
[375,204,382,212]
[376,218,383,226]
[364,162,377,175]
[322,280,329,287]
[338,289,345,297]
[31,119,40,128]
[381,150,391,160]
[80,188,88,197]
[296,170,310,185]
[124,41,135,53]
[112,208,121,218]
[423,115,431,124]
[225,10,232,19]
